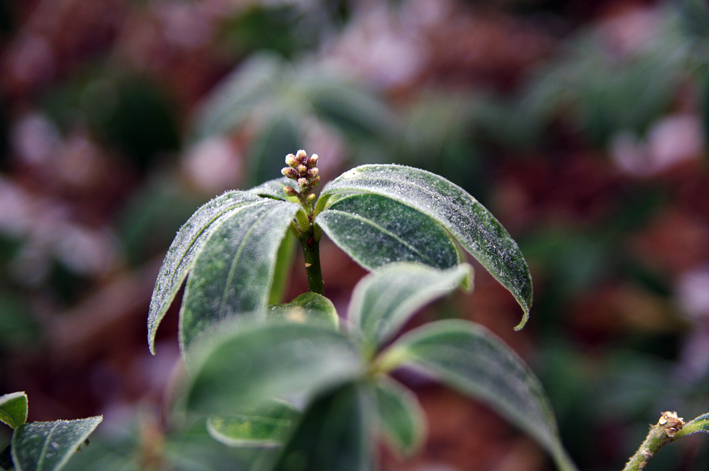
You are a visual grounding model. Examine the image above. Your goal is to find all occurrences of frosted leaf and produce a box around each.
[387,320,576,471]
[321,164,532,329]
[348,263,472,348]
[316,194,461,271]
[179,199,299,351]
[148,191,264,353]
[11,416,102,471]
[249,177,292,201]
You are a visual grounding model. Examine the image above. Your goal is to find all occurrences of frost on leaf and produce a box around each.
[321,164,532,329]
[148,191,264,353]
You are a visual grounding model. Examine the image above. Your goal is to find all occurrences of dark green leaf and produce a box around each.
[147,191,264,353]
[268,232,298,305]
[0,392,27,429]
[381,320,576,471]
[316,194,462,272]
[320,165,532,329]
[180,199,299,350]
[372,376,425,457]
[186,321,364,415]
[348,263,472,349]
[268,292,339,329]
[206,399,301,448]
[271,382,374,471]
[11,416,102,471]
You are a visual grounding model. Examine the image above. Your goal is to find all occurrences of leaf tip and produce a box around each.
[513,309,530,331]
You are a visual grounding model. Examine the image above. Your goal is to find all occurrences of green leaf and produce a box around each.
[271,382,374,471]
[268,232,297,305]
[316,194,462,272]
[372,376,425,457]
[179,198,299,350]
[250,177,292,202]
[11,416,102,471]
[0,392,28,429]
[147,190,264,354]
[186,321,364,415]
[321,164,532,329]
[381,320,576,471]
[268,292,339,329]
[206,399,301,448]
[348,263,472,349]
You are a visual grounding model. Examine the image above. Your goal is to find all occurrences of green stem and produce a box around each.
[300,226,324,295]
[622,412,685,471]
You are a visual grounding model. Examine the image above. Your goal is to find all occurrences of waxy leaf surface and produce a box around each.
[206,399,301,448]
[348,263,472,348]
[384,320,577,471]
[148,191,264,353]
[373,376,425,457]
[321,164,532,329]
[272,382,374,471]
[11,416,102,471]
[180,199,299,350]
[0,392,28,429]
[316,194,461,272]
[186,321,364,414]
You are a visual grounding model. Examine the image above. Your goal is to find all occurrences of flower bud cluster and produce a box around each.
[281,150,320,203]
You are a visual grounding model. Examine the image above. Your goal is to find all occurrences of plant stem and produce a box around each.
[622,412,685,471]
[300,227,324,295]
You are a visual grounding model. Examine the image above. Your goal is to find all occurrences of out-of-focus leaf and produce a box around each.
[307,83,398,142]
[348,263,472,349]
[220,5,320,58]
[147,191,264,353]
[0,392,27,429]
[189,54,281,142]
[11,416,102,471]
[247,116,303,186]
[316,194,462,272]
[271,382,374,471]
[206,400,301,448]
[320,164,532,329]
[180,199,299,350]
[186,321,364,414]
[372,376,425,457]
[268,292,339,329]
[381,320,576,471]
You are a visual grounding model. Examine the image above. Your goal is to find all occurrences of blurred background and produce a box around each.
[1,0,709,469]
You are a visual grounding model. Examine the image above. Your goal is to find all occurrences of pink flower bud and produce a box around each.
[281,167,298,179]
[297,177,308,188]
[285,154,298,167]
[307,154,319,168]
[311,175,320,187]
[295,149,308,163]
[308,168,319,178]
